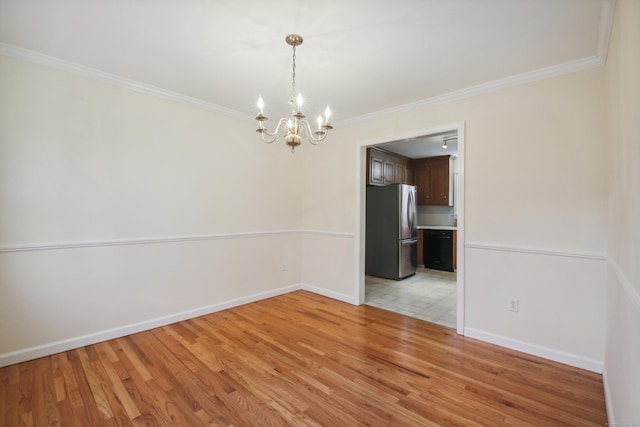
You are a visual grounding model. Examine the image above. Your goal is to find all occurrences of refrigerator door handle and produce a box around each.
[407,190,415,233]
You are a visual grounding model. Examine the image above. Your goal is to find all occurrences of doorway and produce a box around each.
[356,123,465,335]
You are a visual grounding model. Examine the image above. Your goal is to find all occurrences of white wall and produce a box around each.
[0,55,303,366]
[603,0,640,424]
[300,67,609,371]
[296,132,359,303]
[0,23,621,392]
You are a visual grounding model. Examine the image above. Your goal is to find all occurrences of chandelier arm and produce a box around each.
[259,118,289,143]
[299,120,327,145]
[259,132,278,144]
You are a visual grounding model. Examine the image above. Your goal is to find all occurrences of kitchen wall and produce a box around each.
[417,205,455,226]
[602,0,640,424]
[0,55,304,365]
[299,66,608,371]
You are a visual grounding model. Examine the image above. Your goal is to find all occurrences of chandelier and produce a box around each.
[255,34,333,152]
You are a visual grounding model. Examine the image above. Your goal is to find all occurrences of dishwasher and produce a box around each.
[423,229,454,272]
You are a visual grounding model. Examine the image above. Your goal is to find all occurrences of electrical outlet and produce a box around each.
[507,297,519,312]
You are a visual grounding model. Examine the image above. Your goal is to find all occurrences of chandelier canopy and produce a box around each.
[255,34,333,153]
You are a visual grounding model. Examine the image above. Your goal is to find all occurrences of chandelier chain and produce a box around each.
[291,45,297,98]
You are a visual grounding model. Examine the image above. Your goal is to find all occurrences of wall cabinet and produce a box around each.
[411,155,453,206]
[367,148,412,186]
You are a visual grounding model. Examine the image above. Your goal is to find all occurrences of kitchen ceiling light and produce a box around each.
[442,136,456,149]
[255,34,333,153]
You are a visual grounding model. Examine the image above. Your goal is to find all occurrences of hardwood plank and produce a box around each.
[0,364,20,427]
[51,352,87,427]
[31,357,60,427]
[123,333,208,427]
[113,337,153,382]
[0,290,607,426]
[153,324,291,426]
[125,366,186,426]
[75,347,115,422]
[17,361,33,423]
[67,349,114,426]
[93,342,141,420]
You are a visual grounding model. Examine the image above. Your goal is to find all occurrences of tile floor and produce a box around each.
[365,267,457,329]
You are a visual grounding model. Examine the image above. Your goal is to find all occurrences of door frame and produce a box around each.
[354,122,466,335]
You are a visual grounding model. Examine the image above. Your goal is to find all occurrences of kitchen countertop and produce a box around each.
[417,225,457,230]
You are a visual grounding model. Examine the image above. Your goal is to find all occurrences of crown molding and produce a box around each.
[0,43,252,121]
[341,55,605,126]
[597,0,616,64]
[1,0,616,128]
[341,0,616,126]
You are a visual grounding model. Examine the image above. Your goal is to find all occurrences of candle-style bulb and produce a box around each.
[296,94,303,113]
[257,97,264,114]
[317,116,323,130]
[324,106,331,121]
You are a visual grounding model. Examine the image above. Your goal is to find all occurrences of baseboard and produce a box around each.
[464,327,603,373]
[602,367,615,426]
[0,284,301,368]
[301,283,358,305]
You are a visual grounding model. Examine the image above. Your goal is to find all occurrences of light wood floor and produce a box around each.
[0,290,607,426]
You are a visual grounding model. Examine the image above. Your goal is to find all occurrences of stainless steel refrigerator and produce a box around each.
[365,184,418,280]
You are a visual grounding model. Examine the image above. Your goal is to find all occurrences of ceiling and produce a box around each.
[381,132,459,159]
[0,0,612,146]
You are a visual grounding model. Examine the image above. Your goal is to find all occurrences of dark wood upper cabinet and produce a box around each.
[366,150,453,205]
[410,155,452,206]
[366,148,412,186]
[395,162,408,185]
